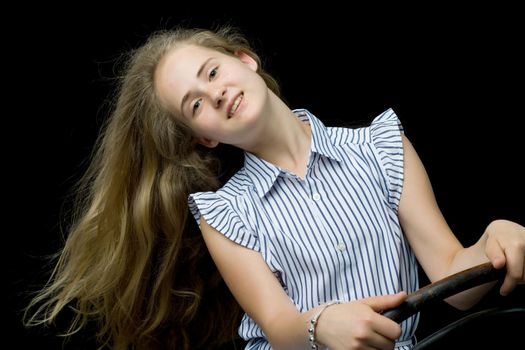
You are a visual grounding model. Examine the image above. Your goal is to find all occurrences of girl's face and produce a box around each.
[155,44,270,149]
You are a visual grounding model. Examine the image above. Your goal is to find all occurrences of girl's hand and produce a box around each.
[484,219,525,295]
[315,292,406,350]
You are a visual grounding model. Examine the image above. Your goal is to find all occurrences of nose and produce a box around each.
[211,86,227,108]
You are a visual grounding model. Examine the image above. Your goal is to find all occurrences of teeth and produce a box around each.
[229,94,243,116]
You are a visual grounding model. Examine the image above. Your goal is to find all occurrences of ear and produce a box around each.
[195,136,219,148]
[234,49,258,71]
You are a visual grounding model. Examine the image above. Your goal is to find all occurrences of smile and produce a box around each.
[228,93,243,118]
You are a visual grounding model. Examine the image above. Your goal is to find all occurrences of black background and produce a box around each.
[6,6,524,349]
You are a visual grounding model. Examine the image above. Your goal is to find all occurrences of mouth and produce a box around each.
[228,93,243,118]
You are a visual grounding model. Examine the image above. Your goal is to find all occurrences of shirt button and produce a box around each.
[337,242,346,251]
[312,193,321,201]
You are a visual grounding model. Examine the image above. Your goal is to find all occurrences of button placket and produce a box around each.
[305,174,346,294]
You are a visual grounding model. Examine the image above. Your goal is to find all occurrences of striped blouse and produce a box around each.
[189,108,419,349]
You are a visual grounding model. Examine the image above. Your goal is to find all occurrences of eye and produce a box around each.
[192,99,202,114]
[209,67,218,80]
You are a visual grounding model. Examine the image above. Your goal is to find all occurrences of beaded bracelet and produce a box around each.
[308,300,342,349]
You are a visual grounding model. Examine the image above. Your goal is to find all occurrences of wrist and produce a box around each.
[307,301,342,349]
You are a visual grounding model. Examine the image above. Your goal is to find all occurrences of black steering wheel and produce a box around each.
[383,262,524,349]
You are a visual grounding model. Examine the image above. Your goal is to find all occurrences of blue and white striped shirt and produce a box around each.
[189,108,419,349]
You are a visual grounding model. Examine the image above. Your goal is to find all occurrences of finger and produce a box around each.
[363,292,407,312]
[506,246,525,282]
[354,328,395,350]
[500,275,516,296]
[365,332,395,350]
[373,313,403,341]
[499,247,524,296]
[485,234,506,269]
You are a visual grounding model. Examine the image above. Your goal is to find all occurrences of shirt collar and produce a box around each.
[244,109,341,197]
[295,109,341,164]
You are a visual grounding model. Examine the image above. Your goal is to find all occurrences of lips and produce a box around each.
[228,93,243,118]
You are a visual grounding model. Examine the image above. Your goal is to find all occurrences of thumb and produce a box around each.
[485,235,506,269]
[362,292,407,312]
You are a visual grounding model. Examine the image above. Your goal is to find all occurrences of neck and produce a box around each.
[246,97,312,180]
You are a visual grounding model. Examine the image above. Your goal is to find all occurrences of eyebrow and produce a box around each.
[180,57,214,116]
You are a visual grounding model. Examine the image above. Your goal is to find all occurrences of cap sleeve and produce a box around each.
[369,108,404,212]
[188,191,260,252]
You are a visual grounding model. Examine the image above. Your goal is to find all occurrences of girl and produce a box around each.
[25,26,525,350]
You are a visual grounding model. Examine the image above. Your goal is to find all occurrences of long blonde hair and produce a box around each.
[24,26,281,349]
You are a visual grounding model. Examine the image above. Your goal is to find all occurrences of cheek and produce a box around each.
[195,112,220,132]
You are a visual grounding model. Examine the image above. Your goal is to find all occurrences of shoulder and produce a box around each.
[326,125,368,147]
[328,108,402,146]
[217,167,254,199]
[189,167,255,216]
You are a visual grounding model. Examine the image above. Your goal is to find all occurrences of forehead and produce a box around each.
[155,45,223,112]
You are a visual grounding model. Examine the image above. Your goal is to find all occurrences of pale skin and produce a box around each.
[155,44,525,349]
